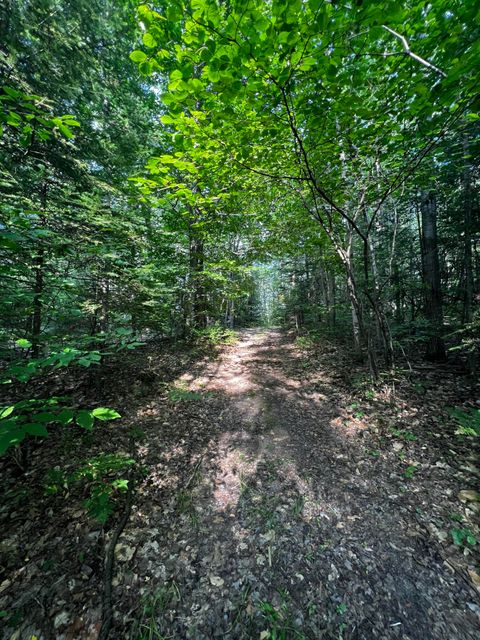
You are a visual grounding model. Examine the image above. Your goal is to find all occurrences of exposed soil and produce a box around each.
[1,329,479,639]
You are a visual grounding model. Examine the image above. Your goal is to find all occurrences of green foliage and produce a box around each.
[449,407,480,437]
[448,312,480,357]
[390,428,417,442]
[258,599,306,640]
[295,335,315,349]
[451,527,477,547]
[404,465,419,479]
[46,453,135,524]
[132,582,180,640]
[0,398,121,455]
[193,324,237,346]
[168,384,205,403]
[0,85,79,144]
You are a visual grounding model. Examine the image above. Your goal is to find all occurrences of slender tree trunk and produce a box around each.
[351,302,361,351]
[420,191,446,361]
[32,182,47,357]
[462,135,474,325]
[189,234,206,329]
[32,249,44,358]
[335,233,378,377]
[328,272,336,329]
[392,263,402,323]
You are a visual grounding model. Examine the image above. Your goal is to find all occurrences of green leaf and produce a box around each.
[169,69,183,82]
[404,465,417,479]
[23,423,49,437]
[16,338,32,348]
[206,67,220,83]
[0,429,25,454]
[77,410,94,430]
[139,60,153,76]
[84,490,114,524]
[142,32,157,48]
[0,406,14,419]
[160,114,176,125]
[130,50,148,63]
[466,533,477,546]
[57,123,74,139]
[58,408,74,425]
[31,412,56,423]
[91,407,121,421]
[112,478,129,491]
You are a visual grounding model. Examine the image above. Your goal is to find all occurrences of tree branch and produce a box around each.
[382,25,446,78]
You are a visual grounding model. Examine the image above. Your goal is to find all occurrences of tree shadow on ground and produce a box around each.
[1,330,478,640]
[119,330,479,640]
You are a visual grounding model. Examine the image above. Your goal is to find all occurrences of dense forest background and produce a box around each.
[1,0,479,381]
[0,1,480,638]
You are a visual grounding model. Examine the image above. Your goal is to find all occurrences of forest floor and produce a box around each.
[1,329,480,640]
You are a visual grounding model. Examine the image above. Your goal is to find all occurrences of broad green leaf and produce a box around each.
[16,338,32,348]
[58,409,74,425]
[0,429,25,455]
[91,407,121,421]
[142,33,157,48]
[0,406,14,419]
[31,412,56,423]
[130,50,148,63]
[23,423,49,437]
[77,410,94,430]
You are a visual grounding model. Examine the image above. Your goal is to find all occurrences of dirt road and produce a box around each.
[125,329,480,639]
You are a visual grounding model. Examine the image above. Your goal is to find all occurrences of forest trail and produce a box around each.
[122,329,479,640]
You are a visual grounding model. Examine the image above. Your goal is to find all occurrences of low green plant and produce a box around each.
[292,495,304,517]
[295,335,314,349]
[449,512,464,523]
[45,453,135,523]
[1,338,124,456]
[168,385,204,403]
[192,323,237,346]
[0,399,121,455]
[447,312,480,360]
[390,428,417,442]
[404,465,418,479]
[451,527,477,547]
[449,407,480,437]
[7,329,144,380]
[258,599,306,640]
[132,583,180,640]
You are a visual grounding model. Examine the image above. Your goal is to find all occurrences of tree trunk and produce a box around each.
[31,182,47,357]
[462,135,474,325]
[420,191,446,361]
[32,248,44,358]
[189,234,206,329]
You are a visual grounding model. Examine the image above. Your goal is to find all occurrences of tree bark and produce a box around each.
[32,182,47,357]
[462,135,474,325]
[189,233,206,329]
[420,191,446,361]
